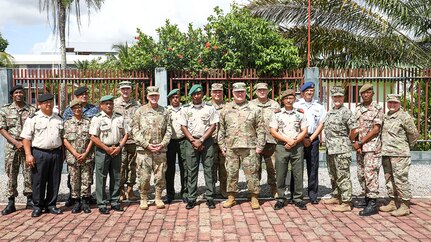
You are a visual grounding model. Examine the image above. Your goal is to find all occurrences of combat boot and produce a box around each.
[1,197,16,215]
[251,194,260,209]
[359,198,378,216]
[222,193,236,208]
[155,192,165,209]
[82,197,91,213]
[126,185,138,201]
[71,198,82,213]
[390,200,410,217]
[26,195,34,209]
[119,187,125,202]
[139,193,148,210]
[332,202,352,212]
[379,199,397,212]
[322,197,340,205]
[270,185,278,198]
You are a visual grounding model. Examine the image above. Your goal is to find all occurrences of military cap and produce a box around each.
[70,99,82,108]
[359,83,373,93]
[211,83,223,91]
[9,85,23,95]
[38,93,54,103]
[330,86,345,97]
[167,88,180,98]
[255,82,268,90]
[300,82,315,92]
[280,89,295,100]
[188,84,203,96]
[119,81,132,89]
[74,86,89,96]
[232,82,246,91]
[387,94,401,103]
[147,86,160,95]
[100,95,114,103]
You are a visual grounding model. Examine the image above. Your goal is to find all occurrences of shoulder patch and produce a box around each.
[183,104,190,108]
[297,108,304,113]
[206,102,212,106]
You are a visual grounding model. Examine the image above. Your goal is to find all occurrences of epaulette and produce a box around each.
[374,103,382,110]
[2,103,11,107]
[95,113,102,117]
[206,102,212,106]
[274,109,281,113]
[28,113,36,119]
[183,104,191,107]
[297,108,304,113]
[114,111,122,116]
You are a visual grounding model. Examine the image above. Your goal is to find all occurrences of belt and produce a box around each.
[277,141,285,145]
[173,137,186,141]
[105,143,120,147]
[32,146,62,152]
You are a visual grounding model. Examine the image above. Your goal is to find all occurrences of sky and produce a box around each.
[0,0,247,55]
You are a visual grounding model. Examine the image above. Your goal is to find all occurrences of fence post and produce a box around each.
[304,67,320,99]
[0,68,12,174]
[155,67,168,107]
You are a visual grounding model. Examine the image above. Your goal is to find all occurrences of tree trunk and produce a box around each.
[59,4,67,114]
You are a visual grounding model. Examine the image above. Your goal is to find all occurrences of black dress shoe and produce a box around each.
[47,207,63,214]
[182,198,188,203]
[71,203,82,214]
[99,207,110,214]
[294,201,307,210]
[111,204,124,212]
[31,208,43,217]
[89,196,97,205]
[1,204,16,215]
[186,200,196,209]
[274,201,285,210]
[163,197,173,204]
[310,199,319,204]
[206,200,216,209]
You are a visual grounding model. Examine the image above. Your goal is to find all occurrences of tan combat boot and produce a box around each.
[332,202,352,212]
[251,194,260,209]
[270,186,278,198]
[390,200,410,217]
[222,193,236,208]
[126,185,138,201]
[119,187,125,202]
[322,197,340,205]
[155,192,165,209]
[139,193,148,210]
[379,199,397,212]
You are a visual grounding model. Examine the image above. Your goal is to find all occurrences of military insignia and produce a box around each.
[274,109,281,113]
[297,108,304,113]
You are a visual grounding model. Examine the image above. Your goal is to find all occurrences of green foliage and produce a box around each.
[0,33,8,52]
[0,33,13,67]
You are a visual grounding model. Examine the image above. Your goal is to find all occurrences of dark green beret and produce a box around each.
[167,89,180,98]
[189,84,203,96]
[100,95,114,103]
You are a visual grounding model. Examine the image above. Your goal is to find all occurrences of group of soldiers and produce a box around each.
[0,80,418,217]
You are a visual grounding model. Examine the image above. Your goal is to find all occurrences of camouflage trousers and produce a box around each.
[68,163,92,198]
[356,151,381,198]
[120,143,137,187]
[4,144,32,197]
[225,148,260,195]
[212,143,227,195]
[136,149,167,196]
[257,143,276,188]
[327,152,352,202]
[382,156,411,201]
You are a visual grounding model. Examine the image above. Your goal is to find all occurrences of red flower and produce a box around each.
[177,54,183,59]
[198,59,202,63]
[205,42,211,49]
[213,45,218,51]
[168,47,173,51]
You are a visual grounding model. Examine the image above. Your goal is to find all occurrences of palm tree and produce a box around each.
[246,0,431,68]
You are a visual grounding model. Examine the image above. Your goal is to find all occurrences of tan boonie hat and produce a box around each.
[232,82,246,91]
[211,83,223,91]
[70,99,82,108]
[119,81,132,89]
[255,83,268,90]
[331,86,345,97]
[280,89,295,100]
[359,83,373,93]
[147,86,159,95]
[387,94,401,103]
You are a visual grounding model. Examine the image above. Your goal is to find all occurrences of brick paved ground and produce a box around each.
[1,198,430,241]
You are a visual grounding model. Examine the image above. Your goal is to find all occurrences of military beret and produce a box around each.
[211,83,223,91]
[74,86,89,96]
[119,81,132,89]
[70,99,82,108]
[167,88,180,98]
[300,82,315,92]
[387,94,401,103]
[147,86,160,95]
[188,84,203,96]
[232,82,246,91]
[38,93,54,103]
[330,86,345,97]
[280,89,296,100]
[100,95,114,103]
[359,83,373,93]
[255,83,268,90]
[9,85,23,95]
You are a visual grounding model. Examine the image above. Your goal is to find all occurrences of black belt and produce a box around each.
[32,146,61,152]
[173,137,186,141]
[105,143,120,147]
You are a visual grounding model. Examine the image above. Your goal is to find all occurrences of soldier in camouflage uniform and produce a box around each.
[250,82,279,198]
[218,82,265,210]
[353,84,384,216]
[209,83,227,198]
[379,94,419,217]
[63,99,94,213]
[322,87,358,212]
[132,86,172,210]
[114,81,140,201]
[0,85,36,215]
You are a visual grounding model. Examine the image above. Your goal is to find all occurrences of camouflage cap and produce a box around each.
[232,82,246,91]
[119,81,132,89]
[211,83,223,91]
[331,86,345,96]
[100,95,114,103]
[359,83,373,93]
[387,93,401,103]
[280,89,295,100]
[167,88,180,98]
[70,98,82,108]
[255,82,268,90]
[189,84,203,96]
[147,86,160,95]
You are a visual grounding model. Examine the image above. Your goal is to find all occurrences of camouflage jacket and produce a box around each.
[218,101,265,150]
[324,106,358,155]
[355,101,383,153]
[167,105,185,140]
[381,110,419,157]
[208,100,225,143]
[114,97,140,143]
[64,116,93,165]
[132,104,172,151]
[0,102,37,142]
[250,99,280,144]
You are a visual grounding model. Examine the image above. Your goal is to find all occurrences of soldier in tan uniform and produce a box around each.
[379,94,419,217]
[90,95,128,214]
[114,81,140,201]
[20,93,64,217]
[218,82,265,209]
[250,82,279,197]
[0,85,36,215]
[132,86,172,210]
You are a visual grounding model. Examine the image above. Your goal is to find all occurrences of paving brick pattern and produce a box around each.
[1,198,430,241]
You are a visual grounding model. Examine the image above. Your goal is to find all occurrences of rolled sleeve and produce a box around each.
[89,117,100,136]
[20,118,34,140]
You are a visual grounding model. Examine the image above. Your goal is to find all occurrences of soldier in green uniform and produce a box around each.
[179,84,218,209]
[219,82,265,210]
[132,86,172,210]
[114,81,140,201]
[0,85,36,215]
[379,94,419,217]
[63,99,94,213]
